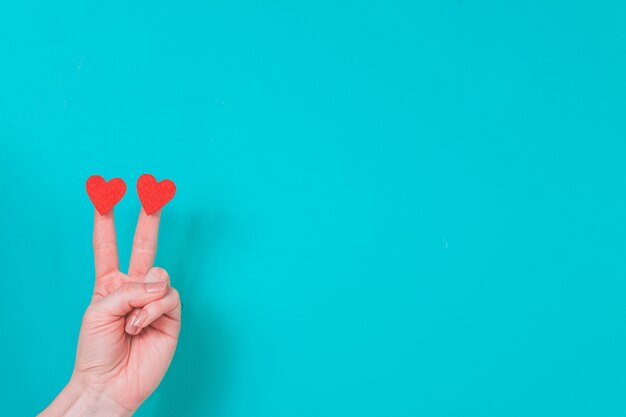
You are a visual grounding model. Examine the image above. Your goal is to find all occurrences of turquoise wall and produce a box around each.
[1,1,625,416]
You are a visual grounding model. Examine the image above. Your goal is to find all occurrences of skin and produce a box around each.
[39,208,182,417]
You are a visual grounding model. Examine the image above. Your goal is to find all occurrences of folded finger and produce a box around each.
[126,267,171,325]
[90,280,170,317]
[125,288,180,335]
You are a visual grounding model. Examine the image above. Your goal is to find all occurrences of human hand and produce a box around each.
[40,208,181,417]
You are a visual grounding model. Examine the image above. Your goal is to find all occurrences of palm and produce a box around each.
[73,209,181,412]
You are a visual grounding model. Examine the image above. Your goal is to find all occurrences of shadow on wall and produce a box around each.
[154,209,231,416]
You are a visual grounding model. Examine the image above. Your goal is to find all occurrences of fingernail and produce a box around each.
[133,310,148,328]
[126,311,148,334]
[126,314,139,334]
[146,281,167,293]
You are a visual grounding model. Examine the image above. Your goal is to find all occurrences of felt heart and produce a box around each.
[86,175,127,215]
[136,174,176,215]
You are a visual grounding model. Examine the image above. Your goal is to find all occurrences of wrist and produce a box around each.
[39,377,133,417]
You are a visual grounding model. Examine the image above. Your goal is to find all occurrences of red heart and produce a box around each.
[86,175,127,215]
[137,174,176,215]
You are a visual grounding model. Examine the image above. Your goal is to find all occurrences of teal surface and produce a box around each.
[1,1,626,416]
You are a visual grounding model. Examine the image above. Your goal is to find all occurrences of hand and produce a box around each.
[40,208,181,417]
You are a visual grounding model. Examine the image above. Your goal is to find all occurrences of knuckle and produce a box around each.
[132,238,157,252]
[93,240,117,251]
[169,287,180,300]
[127,268,143,279]
[169,288,181,311]
[142,303,155,318]
[170,287,179,297]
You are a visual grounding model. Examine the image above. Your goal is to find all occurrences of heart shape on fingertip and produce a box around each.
[86,175,127,215]
[136,174,176,215]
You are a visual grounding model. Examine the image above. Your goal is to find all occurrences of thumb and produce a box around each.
[91,280,170,317]
[122,267,171,335]
[143,266,171,286]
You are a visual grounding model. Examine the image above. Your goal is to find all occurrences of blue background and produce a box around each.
[1,1,626,416]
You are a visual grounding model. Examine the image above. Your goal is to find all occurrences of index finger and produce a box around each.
[128,208,162,280]
[93,208,120,279]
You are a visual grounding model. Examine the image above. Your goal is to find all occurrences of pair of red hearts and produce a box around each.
[86,174,176,216]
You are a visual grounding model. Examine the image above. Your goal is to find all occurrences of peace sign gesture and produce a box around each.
[40,206,181,417]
